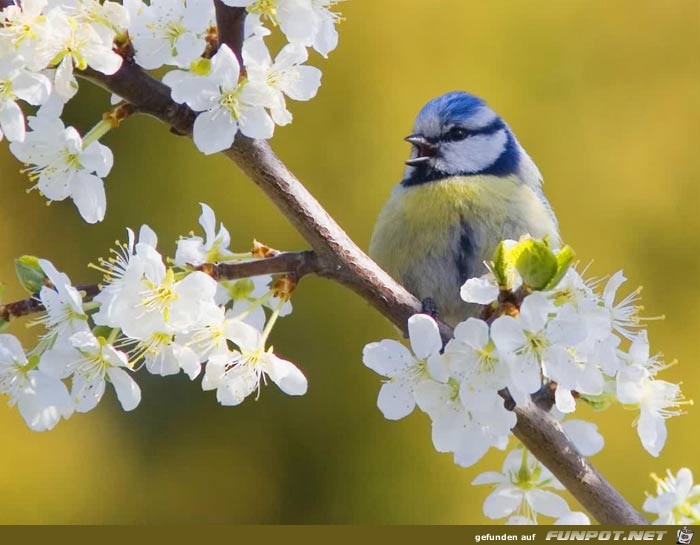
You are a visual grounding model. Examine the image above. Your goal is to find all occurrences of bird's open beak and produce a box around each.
[405,134,437,166]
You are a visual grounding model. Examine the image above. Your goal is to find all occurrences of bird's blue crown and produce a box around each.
[416,91,488,128]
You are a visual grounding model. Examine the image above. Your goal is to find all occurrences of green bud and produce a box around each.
[545,245,576,290]
[492,241,510,289]
[15,255,46,294]
[580,393,614,411]
[510,239,558,291]
[92,325,114,339]
[227,278,255,301]
[25,354,41,372]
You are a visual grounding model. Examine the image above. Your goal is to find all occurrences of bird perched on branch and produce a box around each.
[370,91,560,326]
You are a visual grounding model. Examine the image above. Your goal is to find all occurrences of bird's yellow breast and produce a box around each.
[369,175,559,293]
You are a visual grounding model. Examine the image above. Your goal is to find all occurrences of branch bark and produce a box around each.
[63,7,649,524]
[214,0,246,67]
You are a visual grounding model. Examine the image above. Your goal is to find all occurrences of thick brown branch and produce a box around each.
[69,30,645,524]
[79,64,195,136]
[214,2,247,67]
[0,252,319,321]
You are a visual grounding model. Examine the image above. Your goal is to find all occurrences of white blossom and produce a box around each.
[601,271,643,340]
[222,0,341,57]
[0,333,73,431]
[614,330,688,457]
[10,111,112,223]
[0,54,51,142]
[442,318,511,411]
[643,468,700,524]
[0,0,49,59]
[163,44,274,155]
[93,228,218,341]
[490,292,586,409]
[175,202,235,267]
[473,448,573,524]
[202,320,307,405]
[35,258,90,343]
[40,330,140,412]
[35,9,122,99]
[415,379,515,467]
[362,314,444,420]
[243,36,321,126]
[128,0,214,70]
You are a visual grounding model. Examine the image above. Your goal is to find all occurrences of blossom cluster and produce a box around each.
[0,0,340,223]
[0,204,306,431]
[363,237,690,523]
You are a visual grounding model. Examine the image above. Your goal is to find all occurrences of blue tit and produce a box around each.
[369,91,560,326]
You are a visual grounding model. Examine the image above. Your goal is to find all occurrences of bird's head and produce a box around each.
[402,91,538,187]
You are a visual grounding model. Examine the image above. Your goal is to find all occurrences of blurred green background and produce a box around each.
[0,0,699,524]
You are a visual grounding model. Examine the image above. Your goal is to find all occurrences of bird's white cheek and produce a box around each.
[436,129,508,174]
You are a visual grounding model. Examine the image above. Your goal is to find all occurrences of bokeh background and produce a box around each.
[0,0,699,524]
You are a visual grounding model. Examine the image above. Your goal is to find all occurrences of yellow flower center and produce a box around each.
[248,0,278,25]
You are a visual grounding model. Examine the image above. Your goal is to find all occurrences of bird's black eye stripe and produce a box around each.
[442,119,506,142]
[444,126,470,141]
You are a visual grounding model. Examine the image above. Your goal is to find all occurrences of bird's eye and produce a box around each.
[445,127,470,141]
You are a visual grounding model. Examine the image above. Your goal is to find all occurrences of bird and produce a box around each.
[369,91,560,326]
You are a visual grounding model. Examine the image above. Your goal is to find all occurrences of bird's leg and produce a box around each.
[420,297,440,320]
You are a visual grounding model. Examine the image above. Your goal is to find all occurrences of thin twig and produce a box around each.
[0,252,321,321]
[59,6,648,524]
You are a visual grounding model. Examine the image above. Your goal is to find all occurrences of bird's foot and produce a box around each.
[421,297,440,320]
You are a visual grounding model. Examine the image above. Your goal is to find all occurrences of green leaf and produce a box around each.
[0,317,9,333]
[511,239,558,291]
[15,255,46,294]
[545,245,576,290]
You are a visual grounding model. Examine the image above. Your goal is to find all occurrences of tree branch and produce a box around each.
[64,12,649,524]
[0,252,320,321]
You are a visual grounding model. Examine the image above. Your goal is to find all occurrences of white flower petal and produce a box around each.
[193,108,238,154]
[460,276,499,305]
[472,471,506,486]
[377,381,415,420]
[483,487,523,519]
[70,172,106,223]
[0,99,25,142]
[554,386,576,414]
[362,339,414,377]
[555,511,591,525]
[562,420,604,456]
[263,355,307,396]
[528,489,571,518]
[408,313,442,359]
[107,367,141,411]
